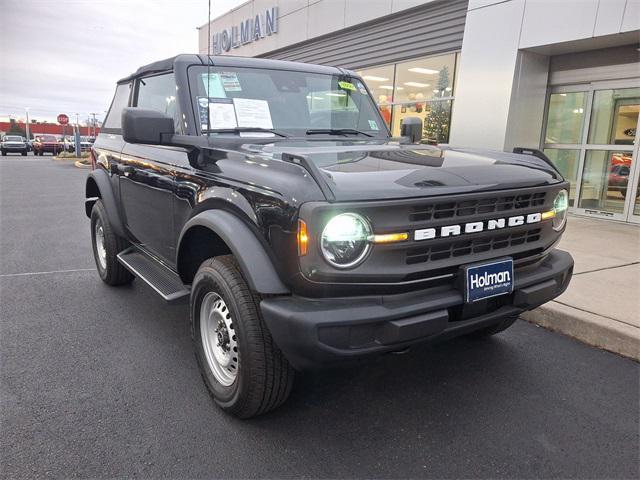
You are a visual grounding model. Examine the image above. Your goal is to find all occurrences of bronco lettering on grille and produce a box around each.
[414,213,542,241]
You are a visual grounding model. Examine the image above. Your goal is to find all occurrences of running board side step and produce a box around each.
[117,247,190,303]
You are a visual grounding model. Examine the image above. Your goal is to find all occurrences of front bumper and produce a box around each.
[2,145,27,151]
[37,145,61,152]
[261,249,573,370]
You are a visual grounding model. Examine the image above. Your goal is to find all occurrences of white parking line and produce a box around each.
[0,268,94,278]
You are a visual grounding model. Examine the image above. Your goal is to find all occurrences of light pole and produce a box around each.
[89,112,98,137]
[25,107,30,140]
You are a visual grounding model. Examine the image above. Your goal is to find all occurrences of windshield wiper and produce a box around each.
[305,128,373,137]
[203,127,288,138]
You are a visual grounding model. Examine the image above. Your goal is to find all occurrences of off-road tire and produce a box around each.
[90,200,134,286]
[191,255,294,418]
[469,314,519,337]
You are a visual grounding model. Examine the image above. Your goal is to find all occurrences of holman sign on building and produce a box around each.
[211,7,278,54]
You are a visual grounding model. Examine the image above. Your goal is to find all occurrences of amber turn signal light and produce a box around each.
[372,232,409,244]
[297,219,309,256]
[541,210,556,220]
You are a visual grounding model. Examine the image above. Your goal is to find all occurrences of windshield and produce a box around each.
[189,66,388,138]
[5,136,22,141]
[41,135,56,142]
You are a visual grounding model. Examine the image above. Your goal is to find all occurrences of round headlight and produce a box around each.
[552,189,569,231]
[320,213,372,269]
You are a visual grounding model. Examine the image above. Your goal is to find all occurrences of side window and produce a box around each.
[103,82,131,130]
[135,73,181,133]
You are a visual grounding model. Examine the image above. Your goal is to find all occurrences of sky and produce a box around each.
[0,0,244,124]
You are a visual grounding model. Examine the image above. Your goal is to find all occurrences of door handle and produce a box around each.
[121,166,135,177]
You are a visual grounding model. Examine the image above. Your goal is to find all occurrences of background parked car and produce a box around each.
[1,135,28,156]
[32,134,63,155]
[609,164,638,198]
[63,136,75,152]
[79,136,93,151]
[63,136,93,153]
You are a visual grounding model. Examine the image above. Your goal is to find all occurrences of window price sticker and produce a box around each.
[233,98,273,129]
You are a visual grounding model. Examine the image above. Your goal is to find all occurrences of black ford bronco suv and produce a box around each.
[86,54,573,418]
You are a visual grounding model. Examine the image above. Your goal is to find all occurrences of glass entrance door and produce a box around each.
[628,138,640,223]
[543,81,640,223]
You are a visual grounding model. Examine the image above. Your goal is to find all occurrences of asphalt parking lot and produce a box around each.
[1,155,638,479]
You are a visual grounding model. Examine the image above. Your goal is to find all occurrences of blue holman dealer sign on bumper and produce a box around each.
[212,7,278,54]
[464,258,514,303]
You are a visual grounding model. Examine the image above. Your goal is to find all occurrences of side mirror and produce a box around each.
[400,116,423,144]
[122,107,174,145]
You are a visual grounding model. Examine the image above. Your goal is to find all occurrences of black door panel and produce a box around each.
[118,144,187,264]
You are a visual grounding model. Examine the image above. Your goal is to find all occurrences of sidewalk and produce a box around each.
[521,215,640,361]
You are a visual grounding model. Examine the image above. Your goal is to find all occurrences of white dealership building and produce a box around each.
[199,0,640,224]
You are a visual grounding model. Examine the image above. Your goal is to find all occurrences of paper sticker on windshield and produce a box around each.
[368,120,379,131]
[197,97,210,128]
[233,98,273,129]
[201,73,226,98]
[220,72,242,91]
[357,82,368,95]
[209,101,238,129]
[338,81,356,91]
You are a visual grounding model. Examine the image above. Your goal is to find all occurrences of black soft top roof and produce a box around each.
[117,54,353,84]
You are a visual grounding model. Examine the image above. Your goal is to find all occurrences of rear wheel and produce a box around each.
[90,200,134,286]
[191,255,294,418]
[469,314,518,337]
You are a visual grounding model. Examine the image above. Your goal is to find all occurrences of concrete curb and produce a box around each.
[74,160,91,169]
[522,302,639,362]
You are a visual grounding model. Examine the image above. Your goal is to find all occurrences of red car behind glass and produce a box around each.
[608,164,638,198]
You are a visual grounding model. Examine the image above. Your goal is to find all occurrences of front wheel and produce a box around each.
[191,255,294,418]
[90,200,134,286]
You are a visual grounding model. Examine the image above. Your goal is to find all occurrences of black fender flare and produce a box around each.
[178,210,289,295]
[85,169,126,238]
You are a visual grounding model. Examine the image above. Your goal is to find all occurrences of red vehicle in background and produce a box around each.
[608,164,638,198]
[610,153,632,167]
[32,135,63,156]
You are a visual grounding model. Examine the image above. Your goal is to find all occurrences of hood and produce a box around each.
[242,140,563,202]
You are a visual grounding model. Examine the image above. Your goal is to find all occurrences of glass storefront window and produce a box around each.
[544,92,587,144]
[578,150,633,214]
[544,83,640,222]
[588,88,640,145]
[393,54,455,104]
[357,53,457,142]
[391,100,452,144]
[356,64,395,128]
[544,148,580,206]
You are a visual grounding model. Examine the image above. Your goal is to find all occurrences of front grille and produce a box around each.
[406,228,542,265]
[409,192,546,222]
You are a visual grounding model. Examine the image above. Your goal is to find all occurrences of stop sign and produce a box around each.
[57,114,69,125]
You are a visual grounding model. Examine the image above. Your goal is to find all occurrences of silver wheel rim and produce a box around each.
[95,220,107,270]
[200,292,238,386]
